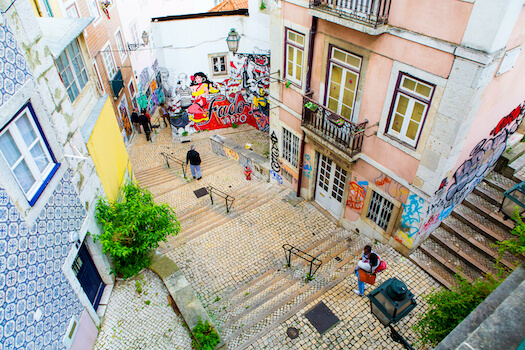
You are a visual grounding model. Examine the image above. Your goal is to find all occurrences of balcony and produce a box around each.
[309,0,391,32]
[302,96,367,158]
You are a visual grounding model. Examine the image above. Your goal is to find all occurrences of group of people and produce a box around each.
[354,245,382,297]
[130,104,171,142]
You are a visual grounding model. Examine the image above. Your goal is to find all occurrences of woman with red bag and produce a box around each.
[354,245,382,297]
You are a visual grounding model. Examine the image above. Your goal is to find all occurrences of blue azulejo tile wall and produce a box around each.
[0,169,87,350]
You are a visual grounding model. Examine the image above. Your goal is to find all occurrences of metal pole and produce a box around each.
[225,197,229,213]
[388,325,414,350]
[209,188,214,205]
[181,163,186,178]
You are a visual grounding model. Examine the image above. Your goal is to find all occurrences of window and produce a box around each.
[101,44,117,79]
[0,103,59,205]
[55,40,88,102]
[366,191,394,230]
[42,0,54,17]
[128,80,135,97]
[326,47,362,120]
[114,29,127,62]
[93,60,105,93]
[285,29,304,85]
[87,0,100,19]
[282,128,299,168]
[386,74,435,147]
[66,3,79,18]
[209,54,228,78]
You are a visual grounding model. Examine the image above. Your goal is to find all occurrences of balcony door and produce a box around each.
[315,154,347,218]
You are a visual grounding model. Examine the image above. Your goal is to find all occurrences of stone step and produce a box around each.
[441,217,516,271]
[452,205,506,243]
[419,239,478,283]
[473,183,503,207]
[408,253,454,289]
[464,193,514,232]
[485,171,518,192]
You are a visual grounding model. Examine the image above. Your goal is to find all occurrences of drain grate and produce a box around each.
[286,327,299,339]
[304,301,340,335]
[193,187,208,198]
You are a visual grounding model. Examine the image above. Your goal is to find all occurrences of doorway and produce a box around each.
[72,243,106,310]
[315,153,347,218]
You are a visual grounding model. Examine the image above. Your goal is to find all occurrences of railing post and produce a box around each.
[225,196,229,213]
[209,187,214,205]
[181,163,186,178]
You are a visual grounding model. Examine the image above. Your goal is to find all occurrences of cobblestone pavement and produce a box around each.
[95,125,441,350]
[93,269,192,350]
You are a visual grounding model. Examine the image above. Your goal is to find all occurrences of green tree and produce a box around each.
[95,182,180,278]
[496,207,525,259]
[412,274,500,348]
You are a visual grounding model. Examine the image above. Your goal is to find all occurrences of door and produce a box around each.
[72,243,105,309]
[315,154,347,218]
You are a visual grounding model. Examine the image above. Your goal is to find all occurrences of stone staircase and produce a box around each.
[411,170,524,289]
[203,229,379,350]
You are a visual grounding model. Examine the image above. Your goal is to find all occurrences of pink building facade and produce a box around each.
[269,0,525,255]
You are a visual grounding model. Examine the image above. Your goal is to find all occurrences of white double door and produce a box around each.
[315,154,347,218]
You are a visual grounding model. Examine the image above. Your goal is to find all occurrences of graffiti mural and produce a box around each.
[271,170,283,185]
[166,53,270,135]
[346,181,368,210]
[411,102,525,249]
[394,194,426,248]
[270,130,281,173]
[303,154,312,179]
[374,173,409,202]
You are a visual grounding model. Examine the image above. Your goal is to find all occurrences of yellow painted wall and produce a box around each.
[87,98,132,201]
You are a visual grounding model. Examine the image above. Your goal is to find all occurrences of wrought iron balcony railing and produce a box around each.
[302,96,367,157]
[309,0,391,28]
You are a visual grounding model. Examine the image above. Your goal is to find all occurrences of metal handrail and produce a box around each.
[309,0,391,28]
[302,96,368,157]
[207,186,235,213]
[160,152,188,178]
[282,244,323,280]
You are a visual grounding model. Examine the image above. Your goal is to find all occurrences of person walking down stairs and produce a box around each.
[186,145,202,180]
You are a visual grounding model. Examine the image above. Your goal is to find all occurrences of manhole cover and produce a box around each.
[193,187,208,198]
[304,301,340,335]
[335,257,341,262]
[286,327,299,339]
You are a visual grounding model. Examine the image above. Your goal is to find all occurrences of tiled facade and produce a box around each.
[0,170,85,350]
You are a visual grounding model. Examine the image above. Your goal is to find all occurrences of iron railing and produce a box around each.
[302,96,368,157]
[309,0,391,28]
[207,186,235,213]
[283,244,323,281]
[160,152,188,178]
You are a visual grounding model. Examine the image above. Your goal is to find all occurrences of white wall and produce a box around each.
[151,0,270,89]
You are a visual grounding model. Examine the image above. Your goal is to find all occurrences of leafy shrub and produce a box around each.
[496,207,525,259]
[95,182,180,279]
[232,123,238,129]
[412,274,500,348]
[192,319,220,350]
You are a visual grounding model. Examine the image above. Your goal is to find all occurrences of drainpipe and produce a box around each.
[296,16,318,198]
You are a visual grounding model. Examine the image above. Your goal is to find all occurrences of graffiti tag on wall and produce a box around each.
[394,194,425,248]
[270,130,281,173]
[270,170,283,185]
[374,173,409,202]
[346,181,368,210]
[303,154,312,179]
[410,102,525,249]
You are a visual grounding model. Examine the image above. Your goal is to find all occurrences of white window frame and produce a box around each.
[0,103,59,206]
[282,128,299,168]
[114,28,127,62]
[209,53,228,78]
[285,28,305,86]
[325,46,362,120]
[366,191,394,231]
[101,43,117,80]
[386,74,435,148]
[65,3,79,18]
[87,0,101,23]
[92,59,105,94]
[55,39,88,102]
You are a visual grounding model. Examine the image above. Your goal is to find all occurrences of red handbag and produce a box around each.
[358,269,376,285]
[375,260,387,274]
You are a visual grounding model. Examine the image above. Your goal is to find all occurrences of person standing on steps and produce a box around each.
[354,245,381,297]
[186,145,202,180]
[139,110,151,142]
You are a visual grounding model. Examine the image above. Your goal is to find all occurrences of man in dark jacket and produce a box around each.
[186,145,201,180]
[139,111,151,141]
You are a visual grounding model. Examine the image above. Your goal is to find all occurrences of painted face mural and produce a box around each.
[166,53,270,133]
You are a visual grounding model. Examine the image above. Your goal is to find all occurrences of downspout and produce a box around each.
[296,16,318,198]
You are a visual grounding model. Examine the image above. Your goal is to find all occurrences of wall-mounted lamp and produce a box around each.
[128,31,150,51]
[69,231,81,248]
[226,28,240,54]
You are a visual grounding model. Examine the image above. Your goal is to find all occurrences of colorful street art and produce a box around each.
[303,154,312,179]
[408,102,525,249]
[167,53,270,135]
[346,181,368,210]
[271,169,283,185]
[270,130,281,173]
[374,173,409,202]
[394,194,426,248]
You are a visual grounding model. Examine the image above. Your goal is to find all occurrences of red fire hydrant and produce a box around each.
[244,166,252,180]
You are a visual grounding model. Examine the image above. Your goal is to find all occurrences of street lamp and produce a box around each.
[367,277,417,350]
[501,181,525,220]
[226,28,240,54]
[128,31,149,51]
